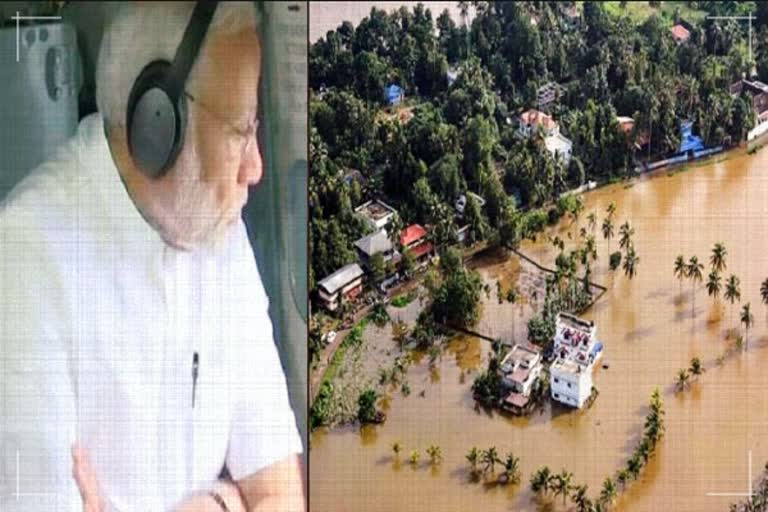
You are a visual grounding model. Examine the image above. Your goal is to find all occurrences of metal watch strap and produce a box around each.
[209,491,230,512]
[230,479,250,511]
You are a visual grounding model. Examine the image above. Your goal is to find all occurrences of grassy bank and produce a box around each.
[320,317,369,387]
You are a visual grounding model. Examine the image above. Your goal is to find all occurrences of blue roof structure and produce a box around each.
[679,120,705,153]
[590,341,603,358]
[385,84,404,105]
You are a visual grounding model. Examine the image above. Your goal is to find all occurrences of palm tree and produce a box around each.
[636,437,654,463]
[687,256,704,319]
[645,420,663,448]
[676,368,690,391]
[392,441,402,458]
[409,450,420,465]
[623,244,639,279]
[426,444,442,465]
[585,234,598,263]
[571,484,591,512]
[500,453,521,484]
[466,447,480,475]
[724,274,742,332]
[606,201,617,218]
[553,469,574,505]
[616,469,630,490]
[530,466,552,496]
[674,255,686,294]
[481,447,500,475]
[572,196,585,225]
[689,357,704,377]
[706,271,722,304]
[761,277,768,321]
[627,454,643,480]
[710,242,727,273]
[599,477,618,507]
[619,221,634,250]
[741,302,754,351]
[602,217,615,255]
[587,211,597,234]
[646,389,666,444]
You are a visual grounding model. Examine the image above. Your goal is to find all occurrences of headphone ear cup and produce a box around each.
[127,60,186,179]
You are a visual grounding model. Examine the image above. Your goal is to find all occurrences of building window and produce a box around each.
[554,378,560,384]
[554,393,559,399]
[567,382,572,388]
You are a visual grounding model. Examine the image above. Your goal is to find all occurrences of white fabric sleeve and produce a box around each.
[1,351,81,512]
[0,215,81,512]
[225,236,304,479]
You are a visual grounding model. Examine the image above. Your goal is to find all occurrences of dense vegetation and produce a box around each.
[310,1,764,289]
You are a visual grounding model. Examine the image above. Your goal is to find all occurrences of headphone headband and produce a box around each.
[167,0,219,99]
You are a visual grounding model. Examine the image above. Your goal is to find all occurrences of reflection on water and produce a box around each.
[310,148,768,511]
[446,335,482,371]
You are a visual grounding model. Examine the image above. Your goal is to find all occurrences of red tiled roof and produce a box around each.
[400,224,428,247]
[520,109,557,132]
[504,392,530,408]
[410,241,433,259]
[671,24,690,42]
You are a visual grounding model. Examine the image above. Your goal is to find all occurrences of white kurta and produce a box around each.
[0,113,303,511]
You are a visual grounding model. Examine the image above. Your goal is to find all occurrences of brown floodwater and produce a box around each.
[309,1,475,43]
[310,148,768,511]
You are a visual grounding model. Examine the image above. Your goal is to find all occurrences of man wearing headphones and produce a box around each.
[0,2,304,511]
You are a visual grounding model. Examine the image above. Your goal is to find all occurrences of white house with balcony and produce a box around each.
[550,358,594,408]
[500,343,544,413]
[501,344,543,396]
[544,131,573,164]
[518,109,573,164]
[317,263,365,312]
[549,312,603,408]
[355,199,397,231]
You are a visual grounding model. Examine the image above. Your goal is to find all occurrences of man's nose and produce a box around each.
[237,137,263,186]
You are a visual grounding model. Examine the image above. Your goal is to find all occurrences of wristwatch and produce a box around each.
[209,491,231,511]
[209,480,249,512]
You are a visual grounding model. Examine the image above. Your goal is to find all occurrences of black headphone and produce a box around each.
[126,1,219,179]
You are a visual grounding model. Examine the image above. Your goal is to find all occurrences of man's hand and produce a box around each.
[72,443,107,512]
[170,483,246,512]
[73,443,302,511]
[235,454,306,512]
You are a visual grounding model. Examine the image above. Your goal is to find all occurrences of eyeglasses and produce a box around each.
[184,91,259,155]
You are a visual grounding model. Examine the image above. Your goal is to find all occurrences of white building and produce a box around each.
[317,263,365,312]
[544,132,573,164]
[447,67,459,87]
[500,344,543,396]
[550,358,594,408]
[549,312,604,408]
[518,109,573,164]
[355,199,397,231]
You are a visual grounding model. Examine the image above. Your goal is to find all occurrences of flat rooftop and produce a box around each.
[551,358,583,375]
[501,343,541,371]
[556,312,594,335]
[355,199,396,221]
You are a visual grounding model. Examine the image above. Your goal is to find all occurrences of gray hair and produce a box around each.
[96,2,259,130]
